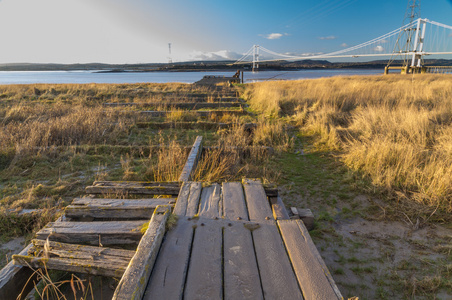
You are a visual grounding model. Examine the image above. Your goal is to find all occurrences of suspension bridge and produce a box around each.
[233,18,452,74]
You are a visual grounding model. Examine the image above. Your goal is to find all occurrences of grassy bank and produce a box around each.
[243,74,452,213]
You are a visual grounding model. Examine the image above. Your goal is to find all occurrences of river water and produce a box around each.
[0,69,383,85]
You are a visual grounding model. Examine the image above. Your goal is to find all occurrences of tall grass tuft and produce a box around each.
[244,74,452,212]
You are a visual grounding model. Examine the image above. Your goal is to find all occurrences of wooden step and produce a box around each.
[36,220,147,245]
[103,102,245,109]
[13,240,135,278]
[65,197,176,220]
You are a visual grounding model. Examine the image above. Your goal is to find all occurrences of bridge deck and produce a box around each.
[143,179,341,300]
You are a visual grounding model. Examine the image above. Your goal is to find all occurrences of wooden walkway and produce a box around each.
[143,179,342,300]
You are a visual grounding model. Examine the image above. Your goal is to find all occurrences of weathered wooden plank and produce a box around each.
[143,218,194,300]
[297,220,343,299]
[104,102,244,109]
[92,181,180,187]
[197,183,221,219]
[138,110,249,118]
[270,195,290,220]
[222,182,263,299]
[242,179,274,221]
[252,221,303,299]
[185,182,202,217]
[222,182,248,221]
[224,222,263,300]
[35,220,146,245]
[65,198,175,220]
[31,239,135,260]
[113,205,170,300]
[184,221,223,300]
[0,244,35,300]
[85,185,180,196]
[179,136,203,182]
[173,182,191,216]
[13,255,127,278]
[136,121,256,131]
[278,220,341,300]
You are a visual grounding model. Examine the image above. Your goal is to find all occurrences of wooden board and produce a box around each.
[66,198,175,220]
[222,182,263,299]
[197,184,221,219]
[143,219,194,300]
[92,181,180,187]
[178,136,203,182]
[184,221,223,300]
[173,182,191,216]
[278,220,341,300]
[138,110,249,118]
[13,255,128,278]
[242,179,274,221]
[222,182,248,221]
[0,244,35,300]
[85,185,180,196]
[113,206,170,300]
[104,102,244,109]
[252,221,303,299]
[224,222,263,300]
[270,195,290,220]
[185,182,202,217]
[36,220,146,245]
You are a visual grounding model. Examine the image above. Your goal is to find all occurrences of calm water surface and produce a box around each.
[0,69,383,85]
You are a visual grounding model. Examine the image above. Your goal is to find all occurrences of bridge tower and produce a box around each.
[252,45,259,72]
[386,0,427,74]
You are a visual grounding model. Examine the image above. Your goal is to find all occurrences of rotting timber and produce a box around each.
[0,84,343,300]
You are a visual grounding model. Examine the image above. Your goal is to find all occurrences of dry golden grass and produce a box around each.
[244,74,452,212]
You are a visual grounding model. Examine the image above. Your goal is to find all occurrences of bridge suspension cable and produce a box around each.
[233,18,452,65]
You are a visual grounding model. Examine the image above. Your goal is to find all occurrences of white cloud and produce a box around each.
[373,45,384,52]
[259,33,289,40]
[189,50,243,61]
[318,36,337,40]
[340,43,348,48]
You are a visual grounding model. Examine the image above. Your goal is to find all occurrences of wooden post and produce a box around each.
[112,205,170,300]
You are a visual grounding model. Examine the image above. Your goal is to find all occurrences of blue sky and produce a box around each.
[0,0,451,63]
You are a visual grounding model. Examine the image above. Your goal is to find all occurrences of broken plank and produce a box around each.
[242,179,274,221]
[113,205,170,300]
[143,218,194,300]
[184,221,223,300]
[65,198,175,220]
[31,240,135,261]
[252,221,303,299]
[178,136,203,182]
[0,244,36,300]
[197,183,221,219]
[278,220,341,299]
[36,220,146,246]
[13,255,127,278]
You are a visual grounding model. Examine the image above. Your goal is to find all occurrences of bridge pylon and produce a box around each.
[252,45,259,72]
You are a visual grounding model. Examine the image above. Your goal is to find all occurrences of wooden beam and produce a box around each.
[178,136,203,182]
[278,219,343,299]
[36,220,147,246]
[85,183,180,196]
[138,110,249,118]
[270,196,290,220]
[65,198,175,220]
[104,102,245,109]
[0,244,35,300]
[113,205,170,300]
